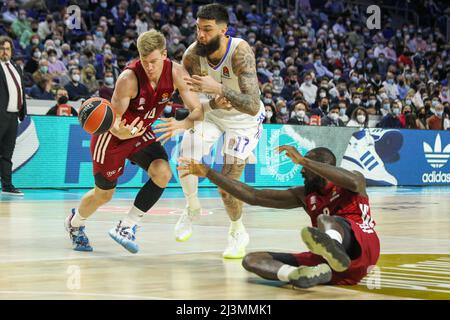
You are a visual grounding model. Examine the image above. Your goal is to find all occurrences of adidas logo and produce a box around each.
[423,134,450,169]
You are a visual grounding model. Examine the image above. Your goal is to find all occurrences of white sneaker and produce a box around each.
[222,230,249,259]
[174,206,200,242]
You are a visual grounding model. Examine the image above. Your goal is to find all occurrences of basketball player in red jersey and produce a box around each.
[178,146,380,288]
[65,30,203,253]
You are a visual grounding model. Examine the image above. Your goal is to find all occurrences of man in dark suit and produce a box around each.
[0,36,27,196]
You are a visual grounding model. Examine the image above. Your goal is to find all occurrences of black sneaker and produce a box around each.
[301,226,351,272]
[1,185,24,196]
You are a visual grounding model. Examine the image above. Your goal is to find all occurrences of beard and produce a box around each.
[194,35,221,57]
[304,175,327,196]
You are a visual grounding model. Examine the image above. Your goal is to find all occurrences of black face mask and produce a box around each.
[58,95,68,104]
[195,35,221,57]
[321,104,328,111]
[290,80,297,85]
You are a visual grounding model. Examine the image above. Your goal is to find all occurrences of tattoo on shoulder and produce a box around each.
[182,47,202,76]
[221,42,260,116]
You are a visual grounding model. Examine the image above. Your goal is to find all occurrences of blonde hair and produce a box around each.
[137,29,166,57]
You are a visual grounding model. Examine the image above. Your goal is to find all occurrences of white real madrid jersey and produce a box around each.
[194,37,264,121]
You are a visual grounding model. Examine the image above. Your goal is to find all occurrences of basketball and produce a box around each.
[78,97,116,135]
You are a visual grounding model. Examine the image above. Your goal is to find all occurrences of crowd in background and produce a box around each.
[1,0,449,129]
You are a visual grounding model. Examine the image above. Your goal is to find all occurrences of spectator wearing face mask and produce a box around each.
[321,105,345,127]
[427,103,446,130]
[271,66,284,96]
[65,67,90,101]
[439,86,450,104]
[275,100,289,124]
[397,76,410,100]
[25,46,41,75]
[347,107,369,128]
[416,107,428,129]
[32,58,49,84]
[338,101,349,124]
[38,14,56,41]
[399,104,413,128]
[264,105,277,124]
[81,64,99,95]
[383,72,399,100]
[287,102,310,125]
[377,101,402,128]
[46,88,78,116]
[99,70,115,101]
[366,94,379,114]
[313,54,333,78]
[299,73,318,106]
[311,97,330,117]
[47,49,67,76]
[281,74,300,101]
[376,53,389,77]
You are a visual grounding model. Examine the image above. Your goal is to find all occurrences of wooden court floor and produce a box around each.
[0,187,449,300]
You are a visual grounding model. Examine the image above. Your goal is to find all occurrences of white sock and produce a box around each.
[277,265,298,282]
[71,208,86,228]
[326,229,343,244]
[122,206,145,227]
[230,217,245,233]
[180,172,201,211]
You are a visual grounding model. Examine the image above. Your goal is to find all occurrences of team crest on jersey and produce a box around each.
[158,92,171,105]
[222,66,230,78]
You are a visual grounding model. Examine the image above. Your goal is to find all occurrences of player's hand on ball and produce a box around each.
[177,158,209,177]
[154,117,187,145]
[276,145,305,165]
[184,75,223,95]
[111,117,146,140]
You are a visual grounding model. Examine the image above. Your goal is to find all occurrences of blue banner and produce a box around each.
[11,116,450,188]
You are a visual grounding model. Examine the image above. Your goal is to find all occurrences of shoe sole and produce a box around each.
[290,264,332,289]
[108,230,139,254]
[301,227,351,272]
[74,246,93,252]
[222,235,249,259]
[175,232,192,242]
[1,191,24,196]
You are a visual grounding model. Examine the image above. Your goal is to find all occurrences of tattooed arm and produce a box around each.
[182,44,202,76]
[222,41,261,116]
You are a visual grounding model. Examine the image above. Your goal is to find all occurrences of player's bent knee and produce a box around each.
[153,167,172,186]
[94,188,115,204]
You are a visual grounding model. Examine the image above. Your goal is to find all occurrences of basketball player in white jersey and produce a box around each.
[155,4,265,259]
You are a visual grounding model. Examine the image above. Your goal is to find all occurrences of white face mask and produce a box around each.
[72,74,80,82]
[296,110,306,118]
[266,111,273,118]
[354,98,361,105]
[357,114,366,123]
[280,107,287,114]
[33,51,41,59]
[105,77,114,85]
[329,113,339,121]
[49,56,56,63]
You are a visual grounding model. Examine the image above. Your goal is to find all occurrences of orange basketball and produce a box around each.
[78,97,116,135]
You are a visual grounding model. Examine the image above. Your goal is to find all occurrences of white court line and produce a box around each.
[0,290,171,300]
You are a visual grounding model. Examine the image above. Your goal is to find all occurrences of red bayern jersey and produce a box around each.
[304,182,376,233]
[123,58,174,128]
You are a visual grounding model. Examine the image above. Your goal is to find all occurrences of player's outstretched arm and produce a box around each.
[154,63,204,144]
[109,70,146,140]
[177,158,304,209]
[277,145,367,196]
